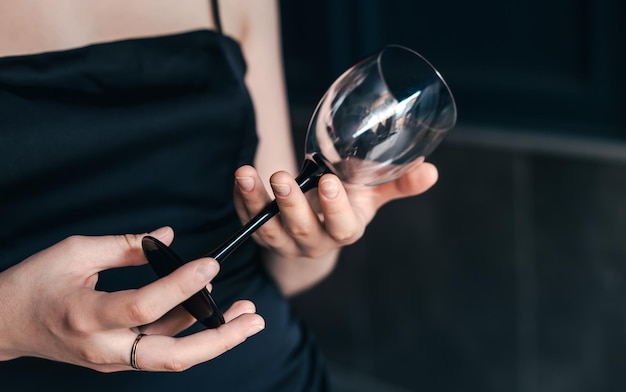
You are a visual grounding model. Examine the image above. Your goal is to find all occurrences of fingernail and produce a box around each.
[236,176,254,192]
[246,324,265,338]
[149,226,169,239]
[271,183,290,197]
[320,179,339,199]
[195,260,219,281]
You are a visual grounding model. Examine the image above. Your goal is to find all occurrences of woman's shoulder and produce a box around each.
[219,0,280,45]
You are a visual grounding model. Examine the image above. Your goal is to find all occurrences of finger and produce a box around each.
[142,298,258,335]
[233,166,280,248]
[233,165,273,221]
[234,166,298,250]
[268,171,325,254]
[137,305,197,336]
[141,299,257,337]
[95,257,220,329]
[317,174,364,246]
[58,226,175,274]
[222,300,256,323]
[132,313,265,372]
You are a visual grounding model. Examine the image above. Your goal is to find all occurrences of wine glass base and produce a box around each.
[142,236,225,329]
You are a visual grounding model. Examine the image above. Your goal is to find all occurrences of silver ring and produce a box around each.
[130,333,147,370]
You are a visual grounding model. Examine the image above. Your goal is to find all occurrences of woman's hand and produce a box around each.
[0,227,265,372]
[232,162,438,293]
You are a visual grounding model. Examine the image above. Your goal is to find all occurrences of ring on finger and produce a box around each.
[130,333,147,370]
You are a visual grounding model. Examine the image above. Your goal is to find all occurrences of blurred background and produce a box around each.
[278,1,626,391]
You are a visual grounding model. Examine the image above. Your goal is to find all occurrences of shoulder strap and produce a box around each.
[211,0,223,33]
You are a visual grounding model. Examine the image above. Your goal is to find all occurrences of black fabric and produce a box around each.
[0,30,330,391]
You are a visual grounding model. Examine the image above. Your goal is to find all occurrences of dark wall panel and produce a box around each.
[281,1,626,391]
[281,0,625,138]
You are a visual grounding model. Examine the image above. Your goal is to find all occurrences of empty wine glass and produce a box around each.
[142,44,457,328]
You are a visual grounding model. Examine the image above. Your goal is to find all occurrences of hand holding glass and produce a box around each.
[142,45,458,328]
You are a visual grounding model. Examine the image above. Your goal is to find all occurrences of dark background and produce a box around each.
[279,1,626,391]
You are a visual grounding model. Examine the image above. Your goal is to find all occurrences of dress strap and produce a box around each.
[211,0,223,33]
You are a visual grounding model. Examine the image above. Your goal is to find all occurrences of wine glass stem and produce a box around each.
[205,157,330,263]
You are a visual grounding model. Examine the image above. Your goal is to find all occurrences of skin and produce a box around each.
[0,0,438,372]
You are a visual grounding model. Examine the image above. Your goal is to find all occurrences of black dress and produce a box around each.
[0,28,329,392]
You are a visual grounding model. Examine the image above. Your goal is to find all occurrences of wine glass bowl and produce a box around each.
[142,44,457,329]
[306,44,456,186]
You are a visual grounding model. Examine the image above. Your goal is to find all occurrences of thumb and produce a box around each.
[375,162,439,206]
[66,226,175,272]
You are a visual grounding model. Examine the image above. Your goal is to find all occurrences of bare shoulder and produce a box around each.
[219,0,279,45]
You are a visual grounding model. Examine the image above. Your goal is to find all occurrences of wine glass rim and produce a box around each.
[377,44,458,130]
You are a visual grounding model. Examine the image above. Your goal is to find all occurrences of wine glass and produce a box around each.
[142,44,457,328]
